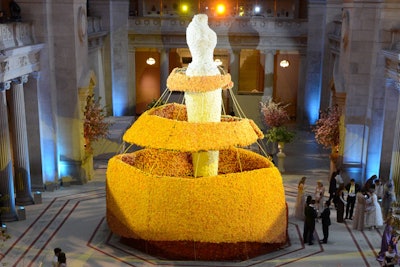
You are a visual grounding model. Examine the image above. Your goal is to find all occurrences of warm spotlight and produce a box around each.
[216,4,226,15]
[146,57,156,65]
[280,59,290,68]
[214,58,222,66]
[181,4,189,13]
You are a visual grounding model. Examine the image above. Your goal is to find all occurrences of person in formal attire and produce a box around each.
[319,201,331,244]
[294,176,307,220]
[303,198,317,245]
[381,244,398,267]
[314,180,325,216]
[52,247,62,267]
[335,169,344,189]
[58,251,67,267]
[365,188,383,229]
[328,171,337,208]
[336,184,347,223]
[375,179,384,204]
[353,189,367,231]
[345,179,360,220]
[382,180,396,220]
[364,174,377,192]
[377,217,399,262]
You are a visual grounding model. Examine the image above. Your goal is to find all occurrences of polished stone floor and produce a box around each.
[0,120,384,267]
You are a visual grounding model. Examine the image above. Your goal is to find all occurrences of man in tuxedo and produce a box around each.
[345,179,360,220]
[303,196,317,245]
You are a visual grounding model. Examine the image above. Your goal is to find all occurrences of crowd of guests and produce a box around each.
[293,170,398,266]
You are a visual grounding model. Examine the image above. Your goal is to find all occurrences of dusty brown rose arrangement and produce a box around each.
[83,94,110,153]
[260,98,295,143]
[313,104,341,149]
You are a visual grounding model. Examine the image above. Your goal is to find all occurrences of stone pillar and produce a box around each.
[7,75,34,205]
[303,0,326,125]
[160,48,169,94]
[262,50,275,101]
[0,82,18,221]
[390,90,400,197]
[128,46,136,112]
[24,72,44,190]
[229,49,240,114]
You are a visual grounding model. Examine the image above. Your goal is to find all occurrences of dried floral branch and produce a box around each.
[260,97,290,128]
[313,105,341,149]
[83,94,111,153]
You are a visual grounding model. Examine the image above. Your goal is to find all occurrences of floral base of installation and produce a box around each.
[106,14,288,260]
[106,105,288,260]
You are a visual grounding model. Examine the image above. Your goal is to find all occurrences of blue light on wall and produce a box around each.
[41,139,58,183]
[112,81,130,116]
[304,82,321,125]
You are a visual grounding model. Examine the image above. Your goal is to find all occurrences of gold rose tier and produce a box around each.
[106,104,288,260]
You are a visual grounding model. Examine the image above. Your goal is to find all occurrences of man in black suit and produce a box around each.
[345,178,360,220]
[303,196,317,245]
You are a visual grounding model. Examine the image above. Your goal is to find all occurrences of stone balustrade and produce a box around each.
[129,16,308,50]
[0,22,34,50]
[129,16,308,37]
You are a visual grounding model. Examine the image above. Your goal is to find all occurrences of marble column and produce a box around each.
[390,85,400,197]
[159,48,169,94]
[229,49,240,115]
[7,76,34,205]
[262,50,275,101]
[24,72,44,190]
[0,82,18,221]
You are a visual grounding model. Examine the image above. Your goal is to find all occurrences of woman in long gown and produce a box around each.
[365,189,383,229]
[314,180,325,216]
[336,184,346,223]
[377,217,398,262]
[294,176,307,220]
[353,190,366,231]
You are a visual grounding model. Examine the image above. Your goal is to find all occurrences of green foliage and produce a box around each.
[264,126,295,144]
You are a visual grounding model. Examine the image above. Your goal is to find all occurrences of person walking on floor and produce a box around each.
[58,251,67,267]
[328,171,337,208]
[365,188,383,229]
[294,176,307,220]
[315,180,325,217]
[52,247,62,267]
[345,179,360,220]
[353,189,367,231]
[319,201,331,244]
[303,196,317,245]
[336,184,347,223]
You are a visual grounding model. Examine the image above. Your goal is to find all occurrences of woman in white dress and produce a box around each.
[365,189,383,229]
[315,180,325,216]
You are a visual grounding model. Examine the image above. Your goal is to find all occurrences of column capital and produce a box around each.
[261,49,276,55]
[30,72,41,80]
[12,75,29,85]
[0,81,11,91]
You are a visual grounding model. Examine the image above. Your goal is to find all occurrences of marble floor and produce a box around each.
[0,121,384,267]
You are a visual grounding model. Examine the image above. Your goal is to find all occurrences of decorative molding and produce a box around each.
[78,6,87,43]
[0,81,11,91]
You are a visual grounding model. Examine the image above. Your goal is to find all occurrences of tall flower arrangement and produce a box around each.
[260,97,290,127]
[83,94,110,153]
[260,98,294,144]
[313,105,340,149]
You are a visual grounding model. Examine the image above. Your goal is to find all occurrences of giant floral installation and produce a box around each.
[106,14,288,261]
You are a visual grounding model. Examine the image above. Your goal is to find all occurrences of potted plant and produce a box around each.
[264,126,295,144]
[260,97,295,146]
